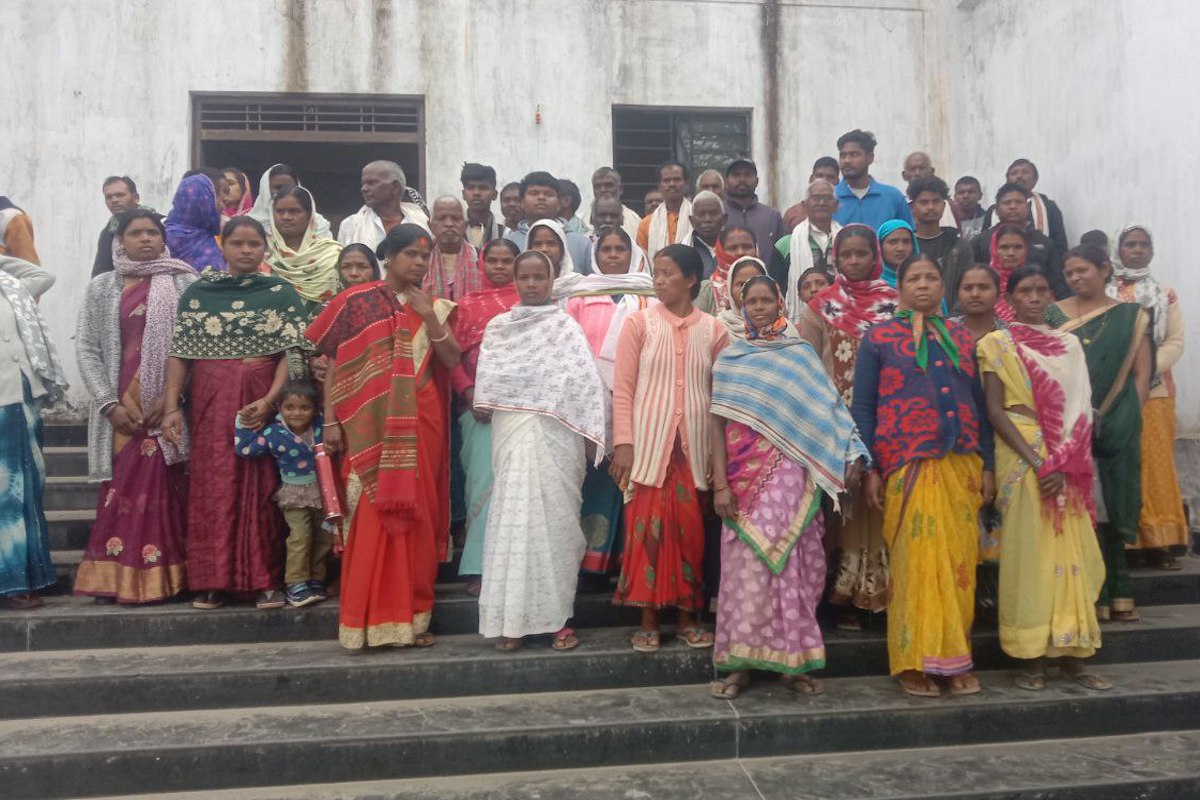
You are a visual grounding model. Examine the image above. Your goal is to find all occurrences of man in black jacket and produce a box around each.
[92,176,155,276]
[982,158,1068,253]
[974,182,1068,298]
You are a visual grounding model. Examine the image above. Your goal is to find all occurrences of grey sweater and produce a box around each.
[75,271,196,482]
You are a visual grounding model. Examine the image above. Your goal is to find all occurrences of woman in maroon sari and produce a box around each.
[75,210,195,603]
[162,216,311,610]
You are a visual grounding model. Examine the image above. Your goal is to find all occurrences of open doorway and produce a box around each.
[191,93,425,234]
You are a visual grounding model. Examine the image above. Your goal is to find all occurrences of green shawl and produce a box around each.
[1048,301,1147,543]
[170,268,310,361]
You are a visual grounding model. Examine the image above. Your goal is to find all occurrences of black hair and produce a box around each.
[519,171,560,198]
[995,181,1031,202]
[718,225,758,248]
[103,175,137,194]
[897,252,942,285]
[1005,265,1049,295]
[337,243,381,280]
[906,174,951,202]
[272,186,313,215]
[376,223,434,260]
[481,238,521,261]
[834,225,880,259]
[812,156,839,174]
[1007,158,1039,181]
[278,377,319,406]
[514,250,556,278]
[655,244,704,300]
[1063,244,1112,276]
[730,258,767,285]
[993,222,1028,245]
[559,179,583,215]
[798,266,834,285]
[115,208,165,238]
[954,175,981,191]
[269,164,300,182]
[500,181,522,195]
[741,272,780,299]
[959,264,1001,292]
[656,160,689,182]
[595,226,633,251]
[1079,230,1109,249]
[221,166,248,183]
[460,163,497,187]
[836,129,877,153]
[220,215,267,242]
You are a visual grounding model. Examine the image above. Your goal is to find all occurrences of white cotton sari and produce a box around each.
[474,303,607,639]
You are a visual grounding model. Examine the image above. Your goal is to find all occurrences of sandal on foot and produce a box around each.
[191,591,224,610]
[898,674,941,698]
[631,630,660,653]
[0,593,44,611]
[709,672,750,699]
[256,590,286,610]
[1014,672,1046,691]
[679,627,714,649]
[948,673,982,696]
[780,674,825,696]
[1067,671,1112,691]
[413,632,436,648]
[495,637,523,651]
[551,628,579,651]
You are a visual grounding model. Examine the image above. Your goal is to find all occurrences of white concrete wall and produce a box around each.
[941,0,1200,433]
[7,0,1196,439]
[1,0,930,408]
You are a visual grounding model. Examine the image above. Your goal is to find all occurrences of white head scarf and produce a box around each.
[526,218,576,275]
[248,164,332,238]
[1107,223,1168,345]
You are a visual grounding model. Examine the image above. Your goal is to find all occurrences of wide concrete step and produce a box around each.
[3,659,1199,799]
[42,445,89,476]
[42,476,98,511]
[41,423,87,448]
[45,509,95,550]
[1,604,1198,719]
[22,558,1200,647]
[81,729,1200,799]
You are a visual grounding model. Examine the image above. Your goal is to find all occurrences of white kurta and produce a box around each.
[478,410,587,639]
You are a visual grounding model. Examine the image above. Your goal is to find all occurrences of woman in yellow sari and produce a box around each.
[852,254,994,698]
[979,267,1109,691]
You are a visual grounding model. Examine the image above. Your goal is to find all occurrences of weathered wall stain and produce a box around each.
[761,0,781,206]
[281,0,309,93]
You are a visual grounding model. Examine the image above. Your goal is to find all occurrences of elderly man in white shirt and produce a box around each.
[337,160,430,249]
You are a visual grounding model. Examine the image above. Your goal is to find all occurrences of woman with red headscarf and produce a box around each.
[798,224,898,628]
[452,239,522,595]
[696,226,758,314]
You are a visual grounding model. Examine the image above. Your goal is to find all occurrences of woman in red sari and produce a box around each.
[307,223,460,651]
[163,216,311,610]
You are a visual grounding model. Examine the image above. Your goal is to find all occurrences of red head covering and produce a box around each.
[989,223,1028,322]
[453,241,520,353]
[807,223,897,337]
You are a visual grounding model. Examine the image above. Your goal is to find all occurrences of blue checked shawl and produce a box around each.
[711,336,868,499]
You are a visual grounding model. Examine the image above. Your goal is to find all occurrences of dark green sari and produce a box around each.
[1047,301,1147,612]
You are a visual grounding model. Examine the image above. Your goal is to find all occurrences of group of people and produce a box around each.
[0,127,1188,702]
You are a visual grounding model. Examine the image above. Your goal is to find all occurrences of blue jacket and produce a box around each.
[234,413,324,485]
[833,179,913,231]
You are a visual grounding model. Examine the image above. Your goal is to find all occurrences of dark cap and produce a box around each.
[726,158,757,176]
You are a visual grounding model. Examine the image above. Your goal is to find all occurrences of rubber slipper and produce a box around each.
[631,630,660,653]
[1014,672,1046,691]
[679,627,714,649]
[898,677,941,698]
[948,675,982,696]
[551,628,579,651]
[710,673,749,699]
[780,674,825,696]
[1070,672,1113,691]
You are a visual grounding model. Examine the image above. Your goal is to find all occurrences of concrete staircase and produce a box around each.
[6,422,1200,799]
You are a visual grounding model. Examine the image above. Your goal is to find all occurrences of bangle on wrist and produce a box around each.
[430,329,450,343]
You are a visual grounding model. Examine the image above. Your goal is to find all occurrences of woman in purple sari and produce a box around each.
[164,174,226,272]
[75,210,195,603]
[709,276,868,698]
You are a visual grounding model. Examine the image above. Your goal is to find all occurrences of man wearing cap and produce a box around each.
[722,158,784,252]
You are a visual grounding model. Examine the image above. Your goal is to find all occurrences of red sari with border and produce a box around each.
[307,281,454,649]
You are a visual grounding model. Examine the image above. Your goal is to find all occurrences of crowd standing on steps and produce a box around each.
[0,127,1188,702]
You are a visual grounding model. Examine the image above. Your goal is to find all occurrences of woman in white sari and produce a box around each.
[565,228,657,578]
[474,251,607,651]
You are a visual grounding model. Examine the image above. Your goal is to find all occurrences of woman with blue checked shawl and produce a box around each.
[708,275,867,698]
